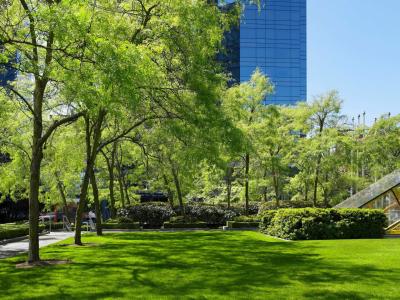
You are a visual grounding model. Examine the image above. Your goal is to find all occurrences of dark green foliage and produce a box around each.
[258,210,277,231]
[261,208,387,240]
[233,215,261,222]
[226,221,260,229]
[258,200,320,211]
[0,223,45,240]
[102,223,140,230]
[163,222,208,229]
[183,204,240,225]
[115,216,134,224]
[117,202,175,228]
[335,209,388,239]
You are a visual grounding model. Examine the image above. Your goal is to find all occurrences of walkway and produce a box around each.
[0,232,74,259]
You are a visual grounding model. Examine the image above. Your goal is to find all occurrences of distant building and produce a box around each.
[219,0,307,105]
[0,46,17,87]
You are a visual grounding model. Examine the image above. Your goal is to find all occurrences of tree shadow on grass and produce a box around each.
[0,232,399,299]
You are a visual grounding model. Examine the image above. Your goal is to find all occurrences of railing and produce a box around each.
[63,215,72,232]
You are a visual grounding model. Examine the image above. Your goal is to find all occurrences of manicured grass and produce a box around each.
[0,231,399,299]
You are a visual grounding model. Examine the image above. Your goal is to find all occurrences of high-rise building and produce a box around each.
[0,46,17,87]
[220,0,307,105]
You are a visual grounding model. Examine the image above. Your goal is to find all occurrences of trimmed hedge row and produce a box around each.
[102,223,140,230]
[259,208,387,240]
[0,223,45,240]
[117,202,243,227]
[226,221,260,229]
[118,203,175,227]
[182,205,239,225]
[163,222,208,229]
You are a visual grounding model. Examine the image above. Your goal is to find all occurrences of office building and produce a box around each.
[220,0,307,105]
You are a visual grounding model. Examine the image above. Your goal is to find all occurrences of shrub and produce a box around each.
[183,204,240,225]
[262,208,387,240]
[102,223,140,230]
[226,221,260,229]
[163,222,208,229]
[335,209,387,239]
[116,216,134,224]
[258,210,277,231]
[0,223,45,240]
[258,200,318,212]
[233,215,260,222]
[117,202,175,228]
[169,216,185,223]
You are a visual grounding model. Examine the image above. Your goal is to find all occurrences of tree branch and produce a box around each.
[6,86,36,117]
[40,111,85,146]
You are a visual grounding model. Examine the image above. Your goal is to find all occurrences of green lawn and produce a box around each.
[0,231,399,299]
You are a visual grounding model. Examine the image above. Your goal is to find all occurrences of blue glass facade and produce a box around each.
[220,0,307,105]
[0,67,16,86]
[0,48,17,87]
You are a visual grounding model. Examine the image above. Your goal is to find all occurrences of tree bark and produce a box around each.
[272,165,280,208]
[116,158,125,208]
[28,79,46,263]
[163,174,174,209]
[304,179,309,203]
[170,164,184,216]
[55,172,68,218]
[312,155,322,207]
[226,166,233,209]
[75,109,106,245]
[28,144,42,263]
[101,144,117,218]
[122,174,131,205]
[89,166,102,236]
[244,153,250,215]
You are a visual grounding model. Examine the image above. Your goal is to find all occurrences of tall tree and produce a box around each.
[223,69,274,214]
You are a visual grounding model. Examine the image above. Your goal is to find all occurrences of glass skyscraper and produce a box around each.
[220,0,307,105]
[0,47,17,87]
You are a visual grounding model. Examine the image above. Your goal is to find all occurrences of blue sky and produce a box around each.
[308,0,400,124]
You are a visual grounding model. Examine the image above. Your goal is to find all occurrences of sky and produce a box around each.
[308,0,400,124]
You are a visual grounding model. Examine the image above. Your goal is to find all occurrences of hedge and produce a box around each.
[260,208,387,240]
[181,204,240,225]
[102,223,140,230]
[118,202,175,228]
[226,221,260,229]
[0,223,45,240]
[118,203,242,227]
[258,210,277,231]
[163,222,208,229]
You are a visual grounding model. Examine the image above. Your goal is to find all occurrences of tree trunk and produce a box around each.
[171,165,184,216]
[226,166,233,209]
[55,172,68,218]
[116,159,125,208]
[312,155,322,207]
[28,80,46,263]
[227,179,232,209]
[89,166,102,236]
[244,153,250,215]
[304,179,309,203]
[163,174,174,209]
[75,110,106,245]
[122,175,131,205]
[101,144,117,218]
[272,165,280,208]
[28,144,42,263]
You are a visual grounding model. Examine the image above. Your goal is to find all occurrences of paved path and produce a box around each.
[0,232,74,259]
